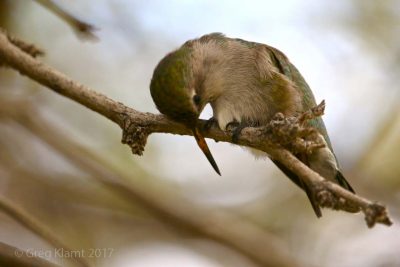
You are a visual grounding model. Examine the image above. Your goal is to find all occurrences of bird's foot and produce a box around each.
[226,121,247,144]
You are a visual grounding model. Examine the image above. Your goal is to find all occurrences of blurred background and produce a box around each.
[0,0,399,266]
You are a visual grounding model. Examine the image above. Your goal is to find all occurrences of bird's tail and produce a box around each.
[335,171,359,213]
[336,170,355,193]
[273,160,360,216]
[272,160,322,217]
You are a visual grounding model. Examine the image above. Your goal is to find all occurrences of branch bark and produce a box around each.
[0,29,392,229]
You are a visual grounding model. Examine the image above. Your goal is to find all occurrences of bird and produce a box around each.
[150,33,355,217]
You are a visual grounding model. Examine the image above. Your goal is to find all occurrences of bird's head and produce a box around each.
[150,47,220,175]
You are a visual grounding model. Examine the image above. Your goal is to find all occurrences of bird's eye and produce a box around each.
[193,95,201,105]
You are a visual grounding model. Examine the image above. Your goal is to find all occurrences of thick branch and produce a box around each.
[0,29,392,227]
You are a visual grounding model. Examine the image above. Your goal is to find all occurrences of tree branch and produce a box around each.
[0,29,43,68]
[0,29,392,228]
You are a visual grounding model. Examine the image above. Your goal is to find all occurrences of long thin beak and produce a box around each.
[192,127,221,175]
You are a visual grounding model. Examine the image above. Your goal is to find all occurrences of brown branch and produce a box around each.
[0,242,60,267]
[0,29,43,67]
[1,32,44,58]
[0,29,392,228]
[0,196,91,267]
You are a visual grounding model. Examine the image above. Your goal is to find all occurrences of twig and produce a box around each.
[0,242,60,267]
[0,196,91,267]
[0,29,392,227]
[33,0,98,40]
[0,29,43,67]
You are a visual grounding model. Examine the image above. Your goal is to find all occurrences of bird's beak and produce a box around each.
[192,126,221,175]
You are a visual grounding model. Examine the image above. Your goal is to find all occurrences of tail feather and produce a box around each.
[272,160,357,217]
[336,171,355,194]
[335,171,359,213]
[272,160,322,217]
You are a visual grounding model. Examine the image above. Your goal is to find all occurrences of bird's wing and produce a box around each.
[265,45,334,150]
[265,45,356,214]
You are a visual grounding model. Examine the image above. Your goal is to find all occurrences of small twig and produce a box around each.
[265,100,326,155]
[33,0,98,40]
[298,99,326,124]
[0,29,392,227]
[0,29,43,67]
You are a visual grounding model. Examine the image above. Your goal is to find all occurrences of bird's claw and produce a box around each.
[226,121,245,144]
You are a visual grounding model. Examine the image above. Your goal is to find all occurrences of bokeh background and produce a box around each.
[1,0,399,266]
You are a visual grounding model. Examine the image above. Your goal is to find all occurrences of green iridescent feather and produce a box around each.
[265,45,333,151]
[150,46,197,124]
[264,44,355,197]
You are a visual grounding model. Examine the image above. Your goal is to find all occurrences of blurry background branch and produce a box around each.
[0,195,90,267]
[33,0,98,40]
[0,29,392,228]
[0,98,302,267]
[0,242,60,267]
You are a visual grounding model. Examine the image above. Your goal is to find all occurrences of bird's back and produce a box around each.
[186,34,305,130]
[226,37,332,146]
[265,45,334,150]
[196,34,356,216]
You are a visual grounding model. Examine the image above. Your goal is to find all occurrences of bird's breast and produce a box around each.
[210,90,270,130]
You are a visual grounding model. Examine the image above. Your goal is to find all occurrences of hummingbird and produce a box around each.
[150,33,355,217]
